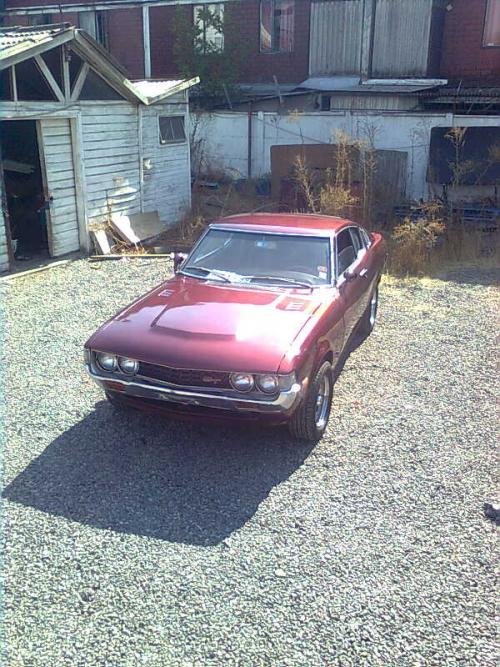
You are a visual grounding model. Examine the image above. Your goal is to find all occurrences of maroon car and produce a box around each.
[84,214,386,442]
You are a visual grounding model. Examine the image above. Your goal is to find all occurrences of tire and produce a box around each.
[288,361,334,442]
[358,285,379,338]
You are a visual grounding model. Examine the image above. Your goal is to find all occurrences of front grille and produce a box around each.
[137,361,231,390]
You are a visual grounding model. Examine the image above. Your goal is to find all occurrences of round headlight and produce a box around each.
[230,373,254,392]
[96,352,117,372]
[118,357,139,375]
[257,374,279,394]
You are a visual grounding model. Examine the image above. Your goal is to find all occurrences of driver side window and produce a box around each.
[336,229,357,275]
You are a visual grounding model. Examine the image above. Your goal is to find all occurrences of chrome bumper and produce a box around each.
[87,367,303,414]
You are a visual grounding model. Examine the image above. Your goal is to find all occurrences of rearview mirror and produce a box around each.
[172,252,188,273]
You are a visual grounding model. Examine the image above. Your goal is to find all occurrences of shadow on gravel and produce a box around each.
[3,403,316,546]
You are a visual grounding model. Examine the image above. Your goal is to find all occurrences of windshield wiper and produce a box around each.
[246,275,313,289]
[180,266,232,283]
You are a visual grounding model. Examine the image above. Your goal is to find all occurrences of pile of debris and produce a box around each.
[89,211,174,260]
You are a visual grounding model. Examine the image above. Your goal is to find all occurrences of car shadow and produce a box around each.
[3,402,316,546]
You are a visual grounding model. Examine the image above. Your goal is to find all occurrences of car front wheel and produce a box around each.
[288,361,333,442]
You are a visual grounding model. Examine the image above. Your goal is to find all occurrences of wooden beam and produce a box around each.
[9,66,17,102]
[70,62,89,101]
[34,54,65,103]
[0,30,74,70]
[70,116,90,251]
[62,46,71,102]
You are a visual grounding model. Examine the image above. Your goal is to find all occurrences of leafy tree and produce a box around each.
[171,5,245,107]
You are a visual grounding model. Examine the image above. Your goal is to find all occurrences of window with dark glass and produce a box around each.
[484,0,500,46]
[159,116,186,144]
[260,0,295,53]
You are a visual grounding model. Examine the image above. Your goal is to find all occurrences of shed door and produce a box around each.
[0,196,8,272]
[38,118,80,257]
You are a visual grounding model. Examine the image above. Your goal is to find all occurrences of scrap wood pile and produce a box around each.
[89,212,181,261]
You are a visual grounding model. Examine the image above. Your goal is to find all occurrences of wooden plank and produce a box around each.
[91,229,112,255]
[70,62,90,102]
[62,49,70,102]
[10,66,18,102]
[70,116,90,251]
[0,259,73,282]
[35,54,65,103]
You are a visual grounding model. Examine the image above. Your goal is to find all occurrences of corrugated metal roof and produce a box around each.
[0,24,72,61]
[132,80,186,98]
[296,77,441,94]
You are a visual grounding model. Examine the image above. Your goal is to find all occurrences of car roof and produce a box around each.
[211,213,356,237]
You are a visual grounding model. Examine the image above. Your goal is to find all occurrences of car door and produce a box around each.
[335,227,370,340]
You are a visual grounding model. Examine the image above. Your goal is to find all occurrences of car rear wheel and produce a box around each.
[288,361,333,442]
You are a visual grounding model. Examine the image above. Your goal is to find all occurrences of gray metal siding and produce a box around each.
[371,0,433,77]
[309,0,364,76]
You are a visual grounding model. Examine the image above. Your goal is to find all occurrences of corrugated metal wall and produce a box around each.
[309,0,364,76]
[309,0,435,79]
[371,0,433,76]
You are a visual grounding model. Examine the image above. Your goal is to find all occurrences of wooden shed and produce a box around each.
[0,24,198,273]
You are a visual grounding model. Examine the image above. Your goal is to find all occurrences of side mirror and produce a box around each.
[172,252,188,273]
[343,268,357,282]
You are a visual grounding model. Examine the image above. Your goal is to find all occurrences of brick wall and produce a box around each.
[107,8,144,78]
[150,5,187,79]
[4,0,312,84]
[149,0,311,84]
[228,0,311,84]
[440,0,500,83]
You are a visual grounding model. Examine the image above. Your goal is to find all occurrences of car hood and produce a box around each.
[87,276,327,372]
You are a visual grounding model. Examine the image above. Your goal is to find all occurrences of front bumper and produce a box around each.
[87,367,304,417]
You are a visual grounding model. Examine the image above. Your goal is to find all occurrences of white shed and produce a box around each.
[0,24,198,273]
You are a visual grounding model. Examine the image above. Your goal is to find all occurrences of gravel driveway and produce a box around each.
[1,259,498,667]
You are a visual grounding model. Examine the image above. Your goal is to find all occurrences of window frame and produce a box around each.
[259,0,295,54]
[483,0,500,48]
[158,115,187,145]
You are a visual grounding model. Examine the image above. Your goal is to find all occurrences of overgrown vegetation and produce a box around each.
[163,125,498,275]
[171,5,246,106]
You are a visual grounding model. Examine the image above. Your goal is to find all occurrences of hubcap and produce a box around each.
[315,373,331,429]
[369,289,378,327]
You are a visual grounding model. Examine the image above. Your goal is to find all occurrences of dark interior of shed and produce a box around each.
[1,120,49,261]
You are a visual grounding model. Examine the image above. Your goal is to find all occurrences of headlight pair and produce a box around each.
[95,352,138,375]
[230,372,294,394]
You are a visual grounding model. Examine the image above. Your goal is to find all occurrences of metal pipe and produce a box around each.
[247,100,252,180]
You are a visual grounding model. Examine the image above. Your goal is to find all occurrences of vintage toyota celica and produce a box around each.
[84,213,386,442]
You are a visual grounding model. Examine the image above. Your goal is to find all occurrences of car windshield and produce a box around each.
[182,229,332,286]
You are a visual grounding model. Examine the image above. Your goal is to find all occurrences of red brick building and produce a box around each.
[440,0,500,84]
[2,0,499,85]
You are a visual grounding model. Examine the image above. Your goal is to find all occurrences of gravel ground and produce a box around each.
[1,258,498,667]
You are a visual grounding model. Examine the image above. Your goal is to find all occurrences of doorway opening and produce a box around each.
[1,120,50,263]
